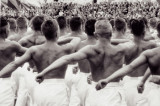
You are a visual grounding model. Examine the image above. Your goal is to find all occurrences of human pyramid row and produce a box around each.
[0,14,160,106]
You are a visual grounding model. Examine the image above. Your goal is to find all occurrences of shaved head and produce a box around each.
[95,19,112,39]
[95,19,112,34]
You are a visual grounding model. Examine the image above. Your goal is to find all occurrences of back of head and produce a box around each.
[70,17,82,31]
[16,16,28,30]
[31,15,45,31]
[130,19,145,37]
[8,18,17,32]
[140,17,149,29]
[0,16,9,39]
[41,19,59,41]
[115,17,126,32]
[57,16,66,30]
[109,19,115,29]
[95,19,112,39]
[149,17,157,29]
[85,19,96,36]
[157,22,160,33]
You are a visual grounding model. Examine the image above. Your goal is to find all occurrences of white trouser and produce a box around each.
[0,77,16,106]
[33,79,70,106]
[86,81,127,106]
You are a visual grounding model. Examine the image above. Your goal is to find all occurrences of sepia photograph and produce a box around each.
[0,0,160,106]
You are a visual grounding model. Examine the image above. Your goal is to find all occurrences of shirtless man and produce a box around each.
[18,16,46,48]
[69,19,97,106]
[112,18,127,39]
[8,18,17,38]
[8,16,28,42]
[0,16,26,106]
[111,18,131,45]
[63,16,87,40]
[56,16,68,37]
[97,18,157,106]
[35,19,127,106]
[0,19,81,106]
[96,46,160,106]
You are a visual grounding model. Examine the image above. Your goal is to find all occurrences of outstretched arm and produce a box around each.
[0,48,33,78]
[104,52,148,83]
[111,39,130,45]
[57,37,81,46]
[39,46,95,76]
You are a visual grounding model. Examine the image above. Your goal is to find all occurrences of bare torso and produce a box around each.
[77,38,97,73]
[147,47,160,75]
[19,33,46,48]
[125,40,156,77]
[0,40,21,77]
[31,43,72,79]
[65,32,87,40]
[88,43,125,82]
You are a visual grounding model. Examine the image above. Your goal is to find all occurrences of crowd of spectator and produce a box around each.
[1,1,160,20]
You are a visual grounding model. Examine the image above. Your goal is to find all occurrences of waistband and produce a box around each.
[92,81,122,87]
[123,76,143,80]
[42,78,65,84]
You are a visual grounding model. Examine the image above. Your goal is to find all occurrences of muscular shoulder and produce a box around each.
[117,41,135,52]
[143,47,160,58]
[5,40,21,50]
[142,40,157,50]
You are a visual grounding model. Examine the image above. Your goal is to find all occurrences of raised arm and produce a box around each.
[65,37,81,52]
[57,37,81,45]
[96,52,148,90]
[105,52,148,83]
[0,48,33,78]
[111,39,130,45]
[14,41,28,56]
[37,46,95,77]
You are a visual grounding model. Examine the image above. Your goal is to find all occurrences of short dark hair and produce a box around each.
[85,19,96,36]
[8,18,17,32]
[149,18,157,29]
[0,16,8,38]
[31,16,45,31]
[157,22,160,32]
[115,18,126,32]
[41,20,59,40]
[130,19,145,36]
[57,16,66,30]
[16,16,28,30]
[110,19,115,29]
[70,17,82,31]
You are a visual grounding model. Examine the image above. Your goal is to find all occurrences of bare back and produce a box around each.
[125,40,156,77]
[77,39,96,73]
[146,47,160,75]
[88,44,125,82]
[19,33,46,48]
[0,40,21,76]
[31,43,73,79]
[65,32,87,40]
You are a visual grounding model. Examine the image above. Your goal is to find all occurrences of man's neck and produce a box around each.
[18,29,27,35]
[0,38,5,42]
[134,36,142,44]
[87,35,96,41]
[71,30,82,35]
[114,31,125,39]
[98,38,111,47]
[33,31,42,36]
